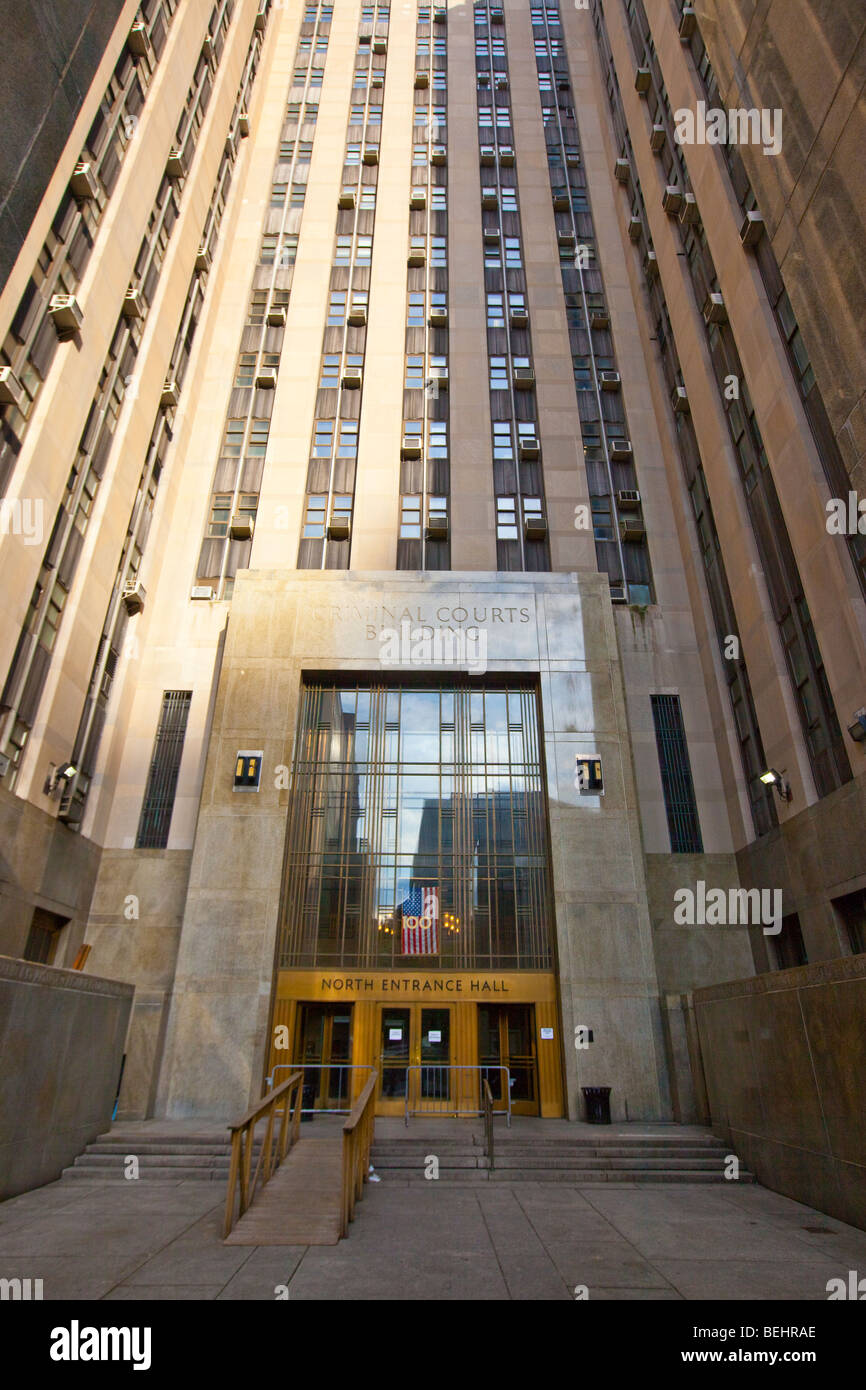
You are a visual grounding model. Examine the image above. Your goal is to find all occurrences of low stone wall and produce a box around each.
[0,955,133,1198]
[693,955,866,1230]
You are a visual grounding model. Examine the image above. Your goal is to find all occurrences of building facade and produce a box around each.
[1,0,864,1125]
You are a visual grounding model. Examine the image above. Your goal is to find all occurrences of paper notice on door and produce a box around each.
[540,1027,554,1040]
[427,1030,442,1042]
[388,1028,403,1040]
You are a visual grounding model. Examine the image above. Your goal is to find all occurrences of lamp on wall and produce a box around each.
[759,768,792,802]
[43,762,77,797]
[846,709,866,743]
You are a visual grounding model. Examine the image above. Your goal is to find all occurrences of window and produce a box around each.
[297,141,313,163]
[248,420,270,456]
[359,186,376,209]
[496,496,518,539]
[489,356,508,390]
[271,181,287,206]
[337,420,358,456]
[430,236,446,266]
[408,292,425,327]
[320,354,341,388]
[651,694,703,853]
[356,235,373,265]
[312,420,334,457]
[487,292,504,327]
[208,492,232,537]
[413,144,428,165]
[303,494,327,538]
[328,292,346,326]
[346,144,361,165]
[136,691,193,849]
[504,237,522,267]
[235,354,256,387]
[290,183,306,206]
[222,419,245,457]
[493,422,513,458]
[501,186,517,212]
[400,494,422,539]
[405,355,425,389]
[431,186,446,211]
[428,420,448,456]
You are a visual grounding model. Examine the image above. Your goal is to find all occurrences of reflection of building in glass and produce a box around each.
[280,681,553,970]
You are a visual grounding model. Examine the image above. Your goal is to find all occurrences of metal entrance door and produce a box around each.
[478,1004,538,1116]
[377,1005,452,1115]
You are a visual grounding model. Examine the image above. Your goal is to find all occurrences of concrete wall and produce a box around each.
[0,954,133,1197]
[694,954,866,1230]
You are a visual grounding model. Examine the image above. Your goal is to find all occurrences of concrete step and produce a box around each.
[376,1168,755,1184]
[60,1165,226,1182]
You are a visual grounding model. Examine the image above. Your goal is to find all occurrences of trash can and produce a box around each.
[582,1086,612,1124]
[301,1081,316,1121]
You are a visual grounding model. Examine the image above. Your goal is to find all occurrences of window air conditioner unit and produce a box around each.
[483,228,499,246]
[498,145,514,165]
[679,193,699,225]
[740,210,765,246]
[496,76,509,91]
[600,371,621,391]
[433,6,447,22]
[238,112,251,137]
[662,186,683,215]
[410,187,427,209]
[230,514,255,540]
[341,366,363,387]
[407,245,426,266]
[225,133,237,160]
[426,513,449,540]
[428,367,448,390]
[327,515,351,540]
[431,145,447,165]
[619,518,645,542]
[70,161,99,200]
[609,581,627,604]
[161,378,180,408]
[671,385,690,414]
[524,515,548,542]
[121,580,146,615]
[614,158,630,184]
[478,74,490,89]
[609,439,633,460]
[566,150,581,167]
[650,123,666,152]
[513,367,536,390]
[348,303,368,326]
[122,287,143,319]
[590,306,609,330]
[255,369,278,388]
[703,292,727,325]
[552,191,570,211]
[191,585,215,600]
[616,489,641,510]
[362,145,380,164]
[509,307,528,329]
[127,21,152,58]
[679,6,697,39]
[373,38,388,53]
[196,244,212,273]
[428,306,448,327]
[481,189,498,209]
[401,435,422,459]
[371,74,384,87]
[491,7,504,23]
[339,188,357,208]
[628,215,642,242]
[267,306,287,326]
[415,71,429,88]
[254,6,268,33]
[634,67,651,94]
[0,367,25,410]
[557,77,570,92]
[49,294,83,333]
[166,147,187,180]
[518,435,540,460]
[202,36,216,66]
[558,230,576,248]
[644,250,659,282]
[480,145,496,165]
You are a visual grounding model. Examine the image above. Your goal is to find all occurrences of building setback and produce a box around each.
[0,0,864,1128]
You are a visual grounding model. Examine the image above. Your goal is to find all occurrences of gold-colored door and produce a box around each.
[376,1004,453,1115]
[295,1004,353,1110]
[478,1004,539,1116]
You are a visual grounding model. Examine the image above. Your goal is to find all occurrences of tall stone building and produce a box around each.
[1,0,864,1128]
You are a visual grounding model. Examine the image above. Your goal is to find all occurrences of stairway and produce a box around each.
[61,1125,245,1181]
[370,1130,754,1183]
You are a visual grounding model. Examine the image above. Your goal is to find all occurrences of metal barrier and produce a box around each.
[267,1063,377,1114]
[482,1079,495,1170]
[401,1065,512,1126]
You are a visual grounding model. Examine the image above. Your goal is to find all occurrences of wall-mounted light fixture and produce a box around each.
[846,709,866,743]
[43,762,77,797]
[759,768,792,802]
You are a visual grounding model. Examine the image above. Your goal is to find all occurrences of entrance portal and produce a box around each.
[295,1003,353,1110]
[478,1004,539,1116]
[377,1004,452,1115]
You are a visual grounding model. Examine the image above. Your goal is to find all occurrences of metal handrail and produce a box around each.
[341,1072,378,1238]
[482,1079,495,1171]
[267,1063,377,1114]
[399,1065,512,1126]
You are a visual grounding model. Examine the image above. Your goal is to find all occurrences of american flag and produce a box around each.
[401,885,439,955]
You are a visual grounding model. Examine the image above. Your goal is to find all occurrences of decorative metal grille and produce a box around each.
[650,693,703,854]
[135,690,192,848]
